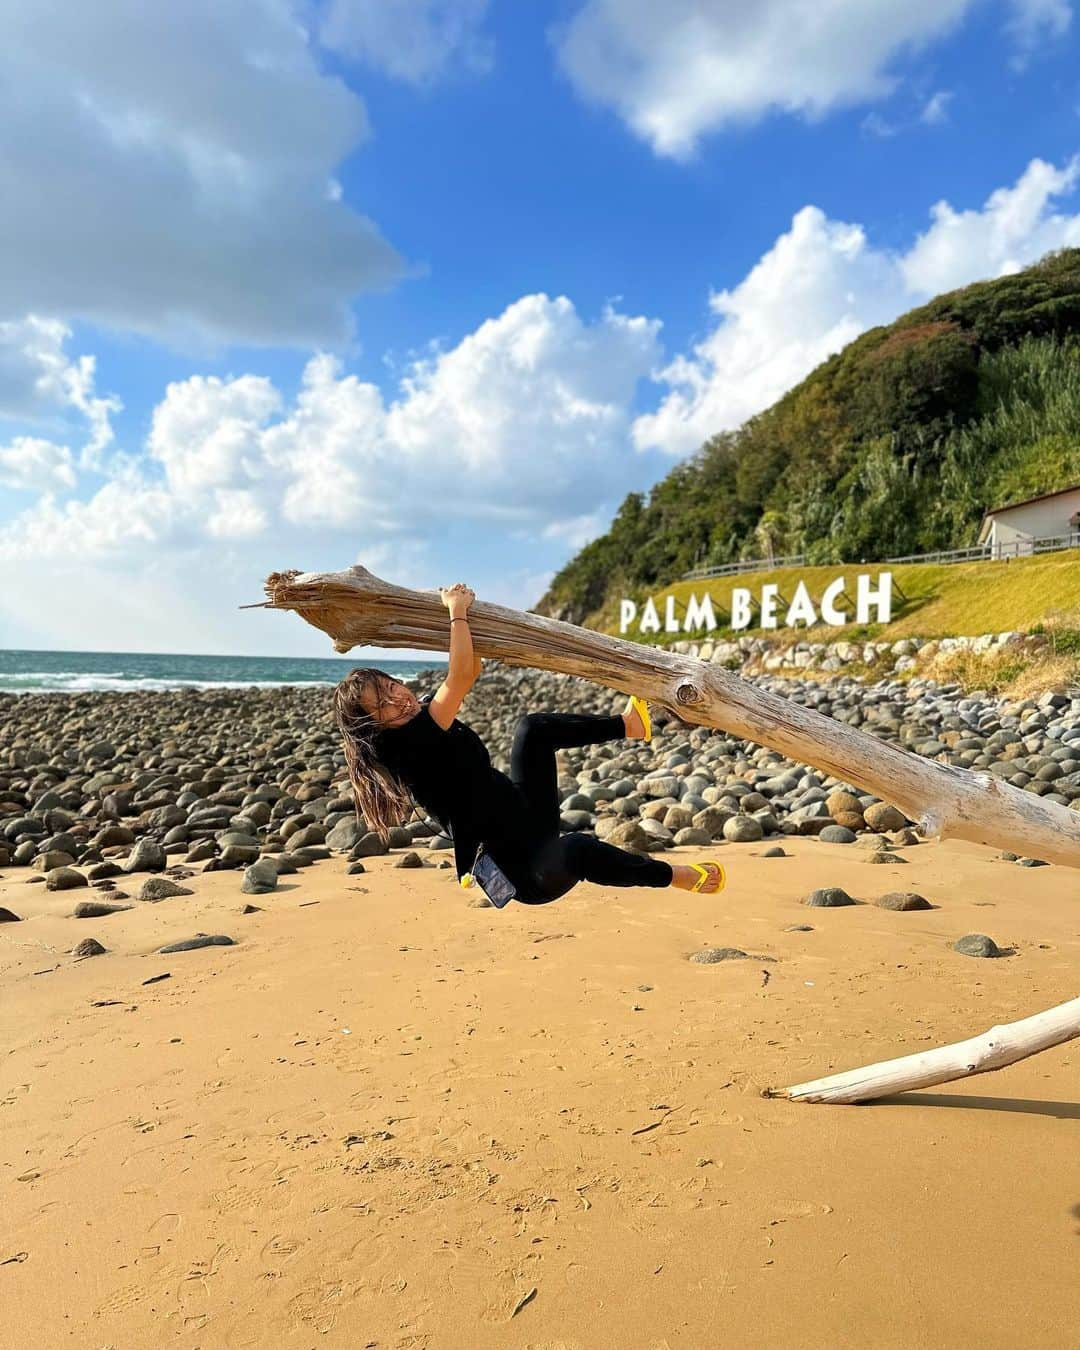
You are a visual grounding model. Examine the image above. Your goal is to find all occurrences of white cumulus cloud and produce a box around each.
[320,0,493,83]
[553,0,1071,158]
[1005,0,1072,65]
[900,155,1080,293]
[0,315,120,469]
[0,436,77,494]
[0,0,403,348]
[634,155,1080,456]
[0,294,662,560]
[552,0,975,159]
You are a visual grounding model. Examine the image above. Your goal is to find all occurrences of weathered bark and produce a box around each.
[763,996,1080,1104]
[245,564,1080,868]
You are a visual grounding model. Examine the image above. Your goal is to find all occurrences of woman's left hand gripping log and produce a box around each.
[431,583,481,727]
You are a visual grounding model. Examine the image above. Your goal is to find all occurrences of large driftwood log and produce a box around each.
[245,564,1080,868]
[763,996,1080,1103]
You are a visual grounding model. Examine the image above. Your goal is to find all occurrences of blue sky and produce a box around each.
[1,0,1078,660]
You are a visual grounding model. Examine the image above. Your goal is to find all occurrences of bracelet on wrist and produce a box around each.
[451,616,469,623]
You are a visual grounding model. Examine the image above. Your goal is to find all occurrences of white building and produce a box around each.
[977,484,1080,559]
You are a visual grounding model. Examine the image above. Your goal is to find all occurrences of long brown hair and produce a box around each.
[332,667,418,842]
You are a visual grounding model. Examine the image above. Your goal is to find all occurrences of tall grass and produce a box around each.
[939,335,1080,508]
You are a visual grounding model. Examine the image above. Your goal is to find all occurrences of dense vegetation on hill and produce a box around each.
[536,248,1080,624]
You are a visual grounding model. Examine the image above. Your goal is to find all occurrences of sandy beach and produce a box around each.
[3,831,1077,1349]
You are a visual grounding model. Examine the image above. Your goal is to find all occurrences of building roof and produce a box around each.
[979,482,1080,528]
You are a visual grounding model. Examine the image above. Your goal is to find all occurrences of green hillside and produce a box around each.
[535,247,1080,628]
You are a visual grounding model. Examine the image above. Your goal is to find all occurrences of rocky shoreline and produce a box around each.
[670,628,1062,676]
[1,663,1076,919]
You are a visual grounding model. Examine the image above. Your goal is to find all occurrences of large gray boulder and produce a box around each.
[122,838,167,873]
[45,866,88,891]
[326,817,365,850]
[242,858,279,894]
[723,816,763,843]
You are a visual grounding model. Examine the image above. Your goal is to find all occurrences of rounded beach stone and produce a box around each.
[723,816,762,843]
[673,826,712,846]
[218,831,261,850]
[1015,857,1048,867]
[351,832,390,858]
[689,947,749,963]
[86,861,122,881]
[138,876,194,901]
[693,806,734,838]
[241,858,279,894]
[863,802,907,832]
[72,937,106,958]
[605,819,653,851]
[952,933,1001,958]
[121,839,167,873]
[825,790,862,818]
[819,824,856,844]
[761,846,787,857]
[867,852,906,864]
[803,886,857,907]
[158,934,235,953]
[325,818,365,850]
[0,907,22,923]
[875,891,932,911]
[219,844,260,867]
[72,899,131,917]
[395,851,424,868]
[45,866,88,891]
[33,850,76,872]
[286,823,327,851]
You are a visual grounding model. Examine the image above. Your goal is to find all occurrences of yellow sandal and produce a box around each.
[626,694,652,743]
[688,861,725,893]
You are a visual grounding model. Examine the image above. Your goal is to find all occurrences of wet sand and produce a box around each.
[2,837,1078,1348]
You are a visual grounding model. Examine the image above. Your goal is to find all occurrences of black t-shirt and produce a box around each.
[373,693,540,880]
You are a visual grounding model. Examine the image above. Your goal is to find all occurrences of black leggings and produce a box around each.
[500,709,675,905]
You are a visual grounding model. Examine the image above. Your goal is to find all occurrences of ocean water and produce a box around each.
[0,648,445,694]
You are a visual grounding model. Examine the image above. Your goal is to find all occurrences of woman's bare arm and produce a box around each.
[429,584,477,730]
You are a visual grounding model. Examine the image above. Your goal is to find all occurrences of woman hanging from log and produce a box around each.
[332,582,726,905]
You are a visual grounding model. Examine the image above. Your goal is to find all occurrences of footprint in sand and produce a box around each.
[147,1211,182,1238]
[260,1233,303,1265]
[95,1271,174,1317]
[286,1278,361,1335]
[210,1185,261,1215]
[264,1105,328,1128]
[211,1182,293,1215]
